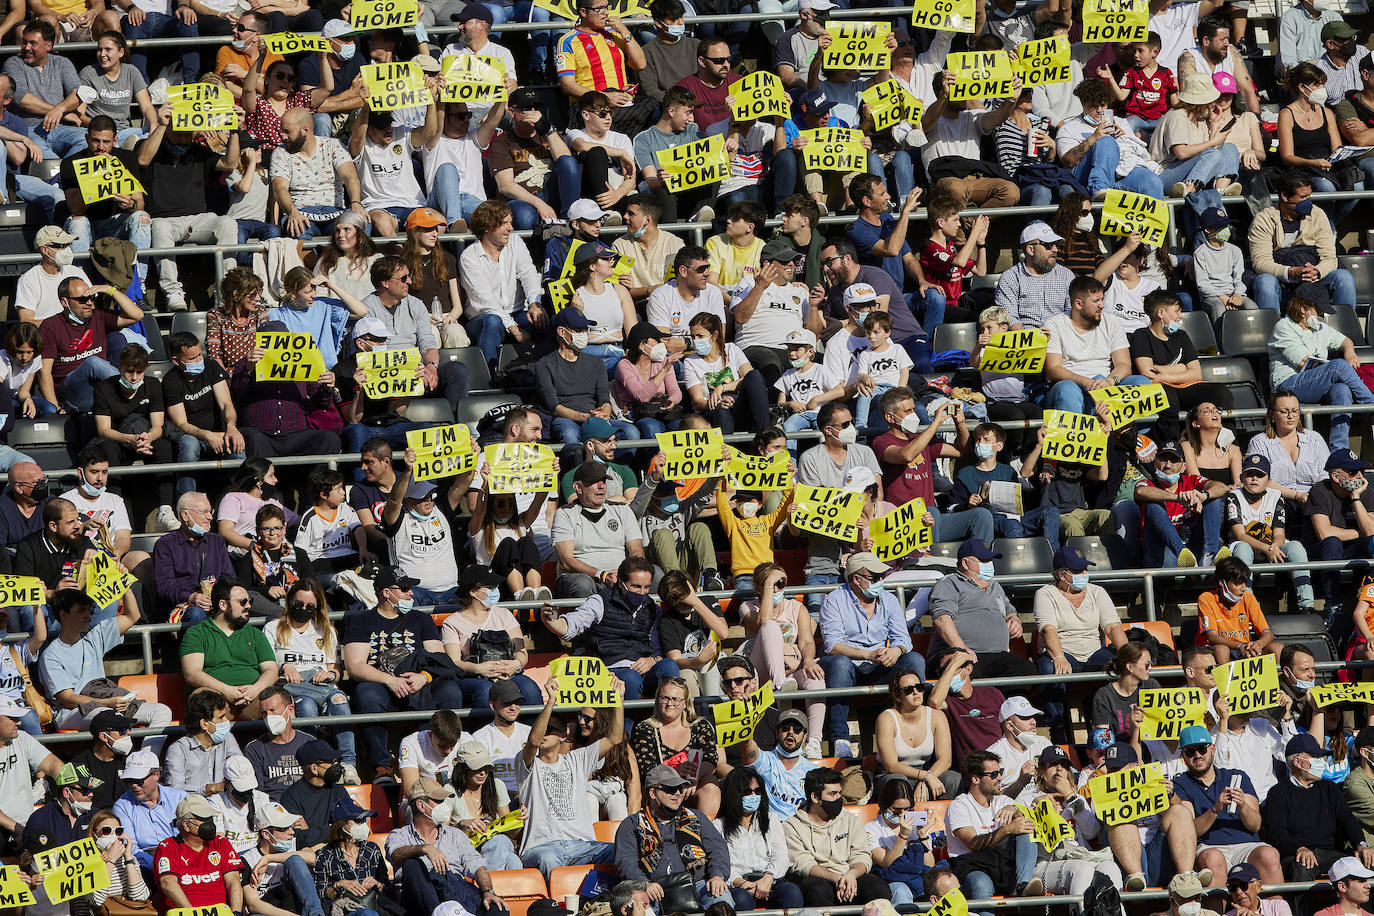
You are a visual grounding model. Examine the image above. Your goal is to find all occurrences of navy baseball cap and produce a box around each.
[1104,742,1137,771]
[296,739,341,765]
[1293,280,1334,313]
[329,797,377,823]
[957,539,1002,561]
[1227,863,1261,887]
[1326,448,1368,472]
[1038,745,1071,768]
[798,89,835,115]
[1199,207,1230,230]
[554,309,590,331]
[1241,454,1271,477]
[1051,545,1095,572]
[1285,733,1329,757]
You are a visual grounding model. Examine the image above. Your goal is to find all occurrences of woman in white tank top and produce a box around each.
[570,247,637,374]
[876,671,962,799]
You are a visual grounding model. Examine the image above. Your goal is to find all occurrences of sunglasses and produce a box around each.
[743,787,763,795]
[981,769,1003,779]
[829,420,854,430]
[234,597,252,607]
[271,71,295,81]
[778,722,806,733]
[724,676,752,686]
[1182,745,1210,756]
[232,22,258,32]
[576,713,597,724]
[588,108,613,117]
[96,825,125,837]
[703,54,731,63]
[683,264,710,274]
[66,295,95,304]
[898,684,922,696]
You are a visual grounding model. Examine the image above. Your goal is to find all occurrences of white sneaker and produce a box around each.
[804,737,823,758]
[165,297,188,312]
[156,505,179,531]
[694,205,715,223]
[516,587,536,602]
[341,764,361,786]
[603,210,623,227]
[534,586,553,602]
[832,738,855,759]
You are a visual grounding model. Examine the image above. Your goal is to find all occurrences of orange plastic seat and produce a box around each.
[490,868,551,916]
[346,784,394,833]
[847,803,879,821]
[549,864,616,900]
[117,673,186,724]
[593,820,619,842]
[916,799,950,833]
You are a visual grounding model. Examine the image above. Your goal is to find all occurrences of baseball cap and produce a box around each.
[371,564,420,592]
[1199,206,1231,230]
[1322,20,1359,40]
[489,679,524,705]
[510,88,540,109]
[54,762,93,791]
[1104,742,1137,771]
[322,19,354,37]
[798,89,835,115]
[329,797,377,823]
[572,242,613,266]
[0,697,32,721]
[406,480,438,502]
[119,749,161,781]
[842,466,878,493]
[459,566,503,591]
[1212,71,1239,95]
[412,54,441,74]
[957,539,1002,561]
[456,741,493,771]
[1169,872,1205,898]
[1178,725,1213,749]
[778,708,809,730]
[176,794,216,821]
[452,1,494,22]
[256,801,299,831]
[554,308,590,331]
[1293,280,1334,313]
[406,207,446,231]
[785,329,818,348]
[799,0,837,9]
[645,764,691,789]
[625,322,661,355]
[1019,221,1063,247]
[1038,745,1071,768]
[1156,439,1185,460]
[761,237,802,263]
[1326,448,1368,472]
[1330,857,1374,883]
[568,199,612,222]
[581,416,617,440]
[351,316,391,342]
[225,755,258,792]
[527,900,570,916]
[574,461,611,485]
[36,226,78,248]
[295,738,342,766]
[1285,733,1329,757]
[1051,545,1095,572]
[1226,863,1261,887]
[844,551,891,577]
[843,283,878,307]
[89,709,135,735]
[407,776,453,802]
[1241,454,1271,477]
[998,696,1043,722]
[1356,726,1374,751]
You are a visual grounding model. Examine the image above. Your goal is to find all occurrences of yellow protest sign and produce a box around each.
[657,428,727,479]
[550,656,621,707]
[946,50,1016,101]
[85,551,134,609]
[978,329,1047,374]
[350,0,417,29]
[406,424,477,482]
[1214,653,1281,715]
[861,79,923,132]
[610,252,635,284]
[0,575,44,607]
[731,71,791,121]
[822,22,891,70]
[484,443,557,494]
[1138,687,1207,741]
[361,62,432,112]
[726,449,791,491]
[655,135,730,192]
[1099,190,1169,246]
[712,682,775,745]
[800,127,866,172]
[167,82,239,130]
[1082,0,1148,43]
[358,347,423,399]
[261,32,331,54]
[169,907,235,916]
[791,485,865,541]
[930,889,969,916]
[72,154,144,206]
[1088,383,1170,429]
[440,54,508,104]
[911,0,974,32]
[1310,682,1374,707]
[0,865,35,908]
[1087,762,1169,826]
[548,279,575,314]
[871,498,931,563]
[35,837,108,904]
[255,331,325,383]
[1014,35,1072,86]
[1040,410,1108,465]
[1030,797,1074,851]
[532,0,575,18]
[467,810,525,847]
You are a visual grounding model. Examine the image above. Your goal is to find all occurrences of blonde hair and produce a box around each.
[978,306,1012,327]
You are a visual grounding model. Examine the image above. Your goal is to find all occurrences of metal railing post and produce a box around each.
[1142,573,1157,622]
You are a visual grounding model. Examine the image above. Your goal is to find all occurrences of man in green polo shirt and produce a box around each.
[179,578,278,719]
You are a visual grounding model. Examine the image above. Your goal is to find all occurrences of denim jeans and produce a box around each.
[67,208,151,254]
[1159,142,1239,192]
[1253,268,1356,312]
[804,572,840,613]
[525,1,556,71]
[1070,136,1164,198]
[429,162,484,224]
[236,218,281,266]
[282,680,357,764]
[507,156,581,227]
[996,504,1060,544]
[1041,374,1151,414]
[341,420,431,461]
[1276,359,1374,451]
[31,123,88,160]
[458,673,542,709]
[772,148,799,203]
[1314,535,1374,605]
[58,356,119,413]
[960,833,1038,900]
[174,432,245,496]
[551,415,637,446]
[1124,114,1161,140]
[0,445,33,473]
[1023,182,1081,206]
[783,409,819,454]
[919,287,949,329]
[1037,647,1117,741]
[892,149,918,202]
[583,343,625,374]
[281,205,354,240]
[466,309,533,365]
[732,881,805,911]
[275,852,326,916]
[123,10,200,82]
[1141,499,1224,567]
[819,651,925,740]
[0,150,60,220]
[609,657,681,700]
[855,383,893,432]
[520,838,614,879]
[930,504,995,543]
[412,585,458,608]
[353,678,464,767]
[1308,172,1362,227]
[1230,540,1314,608]
[478,833,523,870]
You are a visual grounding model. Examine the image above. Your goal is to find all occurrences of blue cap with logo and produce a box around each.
[1241,454,1271,476]
[1179,725,1213,749]
[1051,545,1095,572]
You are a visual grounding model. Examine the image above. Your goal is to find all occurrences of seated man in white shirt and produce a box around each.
[918,69,1021,219]
[15,226,88,324]
[987,697,1051,798]
[1042,275,1150,415]
[645,245,727,356]
[459,199,545,369]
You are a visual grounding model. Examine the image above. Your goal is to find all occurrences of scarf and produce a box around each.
[635,809,706,877]
[251,540,298,588]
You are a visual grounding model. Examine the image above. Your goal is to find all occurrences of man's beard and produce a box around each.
[285,136,307,153]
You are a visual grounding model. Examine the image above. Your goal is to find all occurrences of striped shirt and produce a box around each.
[556,28,629,91]
[994,262,1075,330]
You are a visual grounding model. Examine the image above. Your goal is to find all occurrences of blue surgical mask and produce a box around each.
[1155,469,1181,485]
[79,473,104,498]
[1295,198,1315,217]
[1083,113,1100,126]
[950,674,966,694]
[632,224,648,239]
[776,744,803,758]
[182,359,205,376]
[1071,572,1089,590]
[1221,584,1245,604]
[741,794,761,813]
[188,522,208,537]
[396,598,415,612]
[1165,320,1181,334]
[660,498,680,513]
[119,377,142,392]
[692,338,712,356]
[1305,757,1327,779]
[1294,677,1316,691]
[210,720,232,744]
[666,23,685,36]
[271,837,294,853]
[483,588,500,608]
[336,42,355,60]
[974,443,996,460]
[863,580,884,599]
[977,560,995,580]
[407,507,431,521]
[790,357,808,369]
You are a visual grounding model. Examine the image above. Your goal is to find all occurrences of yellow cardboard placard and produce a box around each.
[407,424,476,482]
[870,498,931,563]
[169,907,236,916]
[466,810,525,847]
[861,79,923,132]
[655,135,730,192]
[1138,687,1207,741]
[361,62,432,112]
[167,82,239,131]
[255,331,325,382]
[85,551,134,609]
[726,449,791,491]
[1310,682,1374,707]
[350,0,417,29]
[911,0,974,32]
[484,442,557,494]
[822,22,891,70]
[0,865,35,908]
[610,252,635,284]
[1088,383,1170,429]
[1014,35,1072,86]
[1214,653,1282,715]
[945,50,1016,101]
[731,71,791,121]
[72,154,144,206]
[791,485,865,541]
[440,54,508,104]
[358,347,423,399]
[532,0,575,18]
[978,329,1047,374]
[0,575,44,607]
[930,889,969,916]
[1040,410,1108,465]
[550,656,621,707]
[548,279,575,313]
[800,127,866,172]
[657,428,727,479]
[1099,190,1169,246]
[1086,762,1169,826]
[711,682,775,745]
[35,837,109,904]
[261,32,331,54]
[1082,0,1148,43]
[1030,797,1074,851]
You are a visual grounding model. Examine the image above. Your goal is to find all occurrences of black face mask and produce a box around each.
[818,797,844,820]
[323,763,344,784]
[230,787,253,803]
[196,819,217,842]
[581,507,606,522]
[19,479,49,501]
[288,603,316,624]
[1242,488,1265,502]
[260,481,278,501]
[1341,38,1358,58]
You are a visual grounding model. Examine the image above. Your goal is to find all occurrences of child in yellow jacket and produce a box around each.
[716,482,795,592]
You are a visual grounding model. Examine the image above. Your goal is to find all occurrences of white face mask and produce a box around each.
[70,797,92,816]
[1306,86,1329,105]
[95,833,119,850]
[1307,315,1322,331]
[347,821,370,842]
[428,800,452,824]
[738,501,759,518]
[1178,902,1202,916]
[1305,757,1328,780]
[836,425,858,445]
[900,413,922,434]
[569,331,589,350]
[53,248,74,268]
[648,343,668,361]
[265,714,288,736]
[110,735,133,756]
[1076,214,1094,231]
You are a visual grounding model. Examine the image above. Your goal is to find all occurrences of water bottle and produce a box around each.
[430,296,443,327]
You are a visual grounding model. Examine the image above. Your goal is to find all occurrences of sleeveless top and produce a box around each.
[883,707,936,767]
[578,283,626,340]
[1185,47,1236,78]
[1291,107,1335,161]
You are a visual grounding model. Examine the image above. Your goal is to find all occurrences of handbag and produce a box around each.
[95,897,156,916]
[10,647,51,727]
[469,629,516,667]
[657,871,702,914]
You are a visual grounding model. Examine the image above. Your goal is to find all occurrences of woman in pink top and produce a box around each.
[241,51,334,151]
[441,566,543,708]
[738,561,826,756]
[614,322,682,440]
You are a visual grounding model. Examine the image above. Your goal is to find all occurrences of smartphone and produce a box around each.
[905,810,928,827]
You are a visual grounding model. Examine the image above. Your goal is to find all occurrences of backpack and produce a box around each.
[1128,629,1178,667]
[1082,870,1122,916]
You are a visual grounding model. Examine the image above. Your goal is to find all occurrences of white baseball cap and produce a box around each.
[0,697,26,719]
[351,317,391,342]
[567,199,612,222]
[999,696,1045,722]
[1330,857,1374,883]
[119,749,161,781]
[843,466,877,493]
[225,755,258,792]
[799,0,837,10]
[1019,221,1063,247]
[843,283,878,308]
[785,329,818,348]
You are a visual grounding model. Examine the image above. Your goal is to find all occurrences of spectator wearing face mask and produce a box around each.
[281,738,351,848]
[206,755,273,852]
[1196,557,1279,665]
[164,688,243,796]
[72,710,137,810]
[25,761,95,856]
[155,793,246,914]
[1263,734,1374,883]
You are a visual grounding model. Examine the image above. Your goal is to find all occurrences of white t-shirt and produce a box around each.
[0,732,50,825]
[852,343,914,388]
[422,132,488,199]
[822,327,868,379]
[210,787,274,852]
[58,488,131,535]
[923,109,986,170]
[390,511,459,592]
[683,342,750,393]
[645,282,727,338]
[986,733,1051,785]
[261,619,338,675]
[294,505,360,562]
[1043,312,1130,379]
[1150,2,1202,72]
[0,641,34,708]
[733,282,808,351]
[1103,276,1161,335]
[15,265,88,322]
[0,351,40,395]
[775,362,841,405]
[398,728,470,784]
[946,792,1016,857]
[471,720,531,794]
[356,132,426,210]
[516,743,603,851]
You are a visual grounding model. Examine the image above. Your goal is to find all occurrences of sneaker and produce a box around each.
[1021,878,1045,897]
[1169,181,1191,198]
[542,218,572,238]
[804,737,823,758]
[603,210,623,227]
[701,568,726,593]
[1176,547,1198,568]
[341,764,361,786]
[1214,545,1231,563]
[533,586,553,602]
[1221,181,1243,196]
[165,297,189,312]
[372,764,397,785]
[516,586,536,603]
[1196,869,1212,887]
[694,204,715,223]
[1201,553,1214,567]
[1125,873,1146,892]
[148,77,170,106]
[155,505,180,532]
[450,218,469,235]
[1092,189,1108,201]
[832,738,855,759]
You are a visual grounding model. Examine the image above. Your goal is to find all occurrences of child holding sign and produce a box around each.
[1134,438,1230,569]
[1197,557,1278,664]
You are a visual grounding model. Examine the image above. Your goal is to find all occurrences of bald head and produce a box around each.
[281,108,313,153]
[283,108,312,131]
[8,462,40,486]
